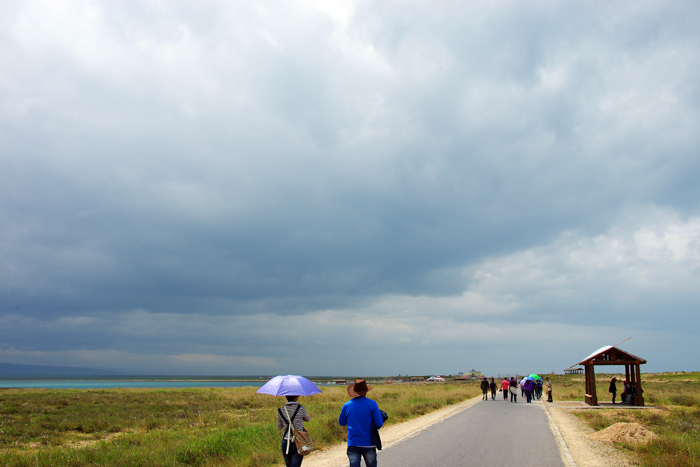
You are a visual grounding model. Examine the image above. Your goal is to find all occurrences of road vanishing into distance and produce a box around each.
[379,398,567,467]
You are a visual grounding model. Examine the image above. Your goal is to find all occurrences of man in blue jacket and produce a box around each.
[339,379,385,467]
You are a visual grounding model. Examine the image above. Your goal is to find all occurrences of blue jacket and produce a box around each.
[338,396,384,447]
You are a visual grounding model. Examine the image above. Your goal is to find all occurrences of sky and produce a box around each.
[1,0,699,377]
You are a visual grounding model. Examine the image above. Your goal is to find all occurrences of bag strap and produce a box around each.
[280,404,301,426]
[281,404,301,455]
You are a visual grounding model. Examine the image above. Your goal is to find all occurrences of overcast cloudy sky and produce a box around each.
[1,0,699,377]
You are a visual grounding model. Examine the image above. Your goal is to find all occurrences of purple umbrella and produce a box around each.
[256,375,322,396]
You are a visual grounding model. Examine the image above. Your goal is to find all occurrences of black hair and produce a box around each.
[285,396,298,402]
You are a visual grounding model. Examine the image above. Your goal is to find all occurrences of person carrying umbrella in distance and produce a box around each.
[339,379,385,467]
[257,375,321,467]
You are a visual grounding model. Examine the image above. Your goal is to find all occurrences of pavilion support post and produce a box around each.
[627,364,635,405]
[635,364,644,406]
[584,364,598,406]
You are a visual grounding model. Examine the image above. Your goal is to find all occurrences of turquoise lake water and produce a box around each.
[0,379,269,389]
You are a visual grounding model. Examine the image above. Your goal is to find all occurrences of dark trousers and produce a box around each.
[347,446,377,467]
[282,439,303,467]
[547,390,553,402]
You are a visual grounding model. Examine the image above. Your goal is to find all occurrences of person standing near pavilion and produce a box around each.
[545,377,553,403]
[609,377,618,404]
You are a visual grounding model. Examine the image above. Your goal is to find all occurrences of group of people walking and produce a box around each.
[481,376,553,403]
[277,374,566,467]
[277,378,385,467]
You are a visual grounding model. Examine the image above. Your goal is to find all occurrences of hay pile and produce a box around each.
[588,422,660,445]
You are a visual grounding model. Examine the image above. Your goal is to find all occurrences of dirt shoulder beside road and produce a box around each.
[303,397,635,467]
[545,401,637,467]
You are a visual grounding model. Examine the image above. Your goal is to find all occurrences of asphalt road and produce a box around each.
[378,397,567,467]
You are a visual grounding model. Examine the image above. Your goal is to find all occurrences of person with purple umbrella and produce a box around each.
[257,375,322,467]
[277,394,311,467]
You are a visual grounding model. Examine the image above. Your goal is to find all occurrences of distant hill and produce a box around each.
[0,362,123,378]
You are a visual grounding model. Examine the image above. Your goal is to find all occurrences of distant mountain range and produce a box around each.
[0,362,123,378]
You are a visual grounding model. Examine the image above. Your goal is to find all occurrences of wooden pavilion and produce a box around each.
[575,345,647,406]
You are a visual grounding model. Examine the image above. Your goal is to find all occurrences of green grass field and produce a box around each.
[0,381,480,467]
[1,373,699,466]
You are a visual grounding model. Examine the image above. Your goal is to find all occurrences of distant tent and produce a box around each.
[427,376,446,382]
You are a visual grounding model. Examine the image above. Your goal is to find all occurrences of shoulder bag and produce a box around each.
[281,405,314,456]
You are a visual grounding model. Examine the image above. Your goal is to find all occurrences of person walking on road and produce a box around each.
[545,377,553,402]
[523,378,534,403]
[277,396,310,467]
[489,378,497,400]
[339,379,385,467]
[501,378,509,400]
[509,377,518,403]
[480,377,489,401]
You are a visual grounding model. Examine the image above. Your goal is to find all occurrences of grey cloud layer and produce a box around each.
[1,0,699,374]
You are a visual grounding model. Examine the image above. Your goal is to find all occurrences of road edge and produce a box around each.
[541,402,578,467]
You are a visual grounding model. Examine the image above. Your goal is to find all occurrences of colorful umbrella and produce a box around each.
[256,375,322,396]
[529,374,541,380]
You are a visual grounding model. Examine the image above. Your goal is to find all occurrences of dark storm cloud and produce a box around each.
[1,0,699,375]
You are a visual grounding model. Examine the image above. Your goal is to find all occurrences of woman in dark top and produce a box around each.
[277,395,311,467]
[509,377,518,403]
[609,377,618,404]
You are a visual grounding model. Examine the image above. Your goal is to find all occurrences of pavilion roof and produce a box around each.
[577,345,647,366]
